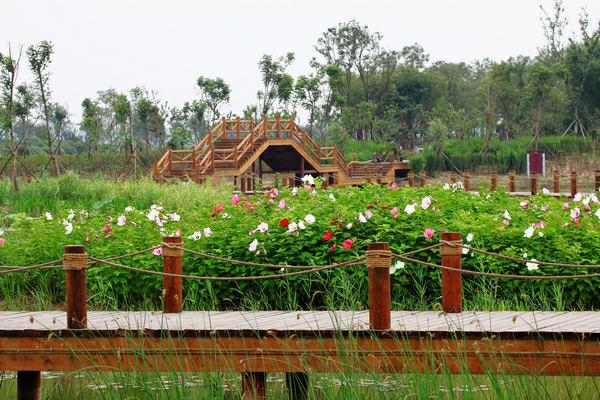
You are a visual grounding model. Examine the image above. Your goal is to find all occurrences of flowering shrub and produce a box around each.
[0,178,599,309]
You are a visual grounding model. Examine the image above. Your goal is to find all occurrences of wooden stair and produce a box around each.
[153,117,410,185]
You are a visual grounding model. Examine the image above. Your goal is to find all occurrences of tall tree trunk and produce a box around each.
[37,70,59,175]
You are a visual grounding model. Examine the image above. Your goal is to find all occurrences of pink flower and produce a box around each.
[304,185,312,190]
[342,239,353,249]
[390,207,399,219]
[520,201,528,209]
[117,215,126,226]
[272,188,279,197]
[503,219,510,226]
[106,216,113,222]
[102,225,111,232]
[322,230,333,241]
[230,194,240,205]
[278,199,286,209]
[269,198,275,205]
[570,208,580,220]
[391,182,398,189]
[104,234,111,240]
[584,204,591,211]
[541,205,548,212]
[562,202,569,210]
[423,228,435,239]
[152,246,163,256]
[562,222,569,228]
[365,210,373,219]
[533,221,545,229]
[0,238,5,245]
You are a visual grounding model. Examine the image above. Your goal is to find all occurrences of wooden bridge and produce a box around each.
[2,237,600,400]
[153,117,410,188]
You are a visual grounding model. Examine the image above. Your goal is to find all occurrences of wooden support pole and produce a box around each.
[530,173,538,196]
[596,170,600,192]
[508,170,516,193]
[163,236,183,313]
[490,171,497,192]
[450,171,456,184]
[286,372,309,400]
[440,232,462,313]
[241,175,247,193]
[366,242,391,330]
[408,172,415,187]
[242,372,266,400]
[17,371,41,400]
[64,245,87,329]
[463,172,470,191]
[553,169,560,194]
[420,172,427,187]
[570,171,577,198]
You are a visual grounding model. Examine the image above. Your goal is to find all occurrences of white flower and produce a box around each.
[146,209,160,221]
[390,261,404,274]
[117,215,126,226]
[596,209,600,220]
[503,210,511,220]
[542,188,550,195]
[63,220,73,235]
[301,174,315,186]
[462,247,470,254]
[67,209,75,220]
[466,233,474,242]
[523,253,528,258]
[286,222,298,234]
[526,259,539,271]
[346,223,353,230]
[189,231,201,241]
[328,193,336,202]
[248,239,259,252]
[443,183,450,190]
[169,213,181,222]
[255,222,269,233]
[45,212,53,221]
[524,226,535,238]
[298,221,306,230]
[358,212,367,223]
[304,214,316,224]
[404,204,416,215]
[291,187,298,196]
[221,212,231,219]
[538,231,544,237]
[310,189,317,196]
[124,206,134,213]
[570,208,580,220]
[0,230,3,236]
[573,193,583,202]
[420,196,432,210]
[365,209,373,219]
[203,227,213,237]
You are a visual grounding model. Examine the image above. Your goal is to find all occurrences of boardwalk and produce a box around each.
[2,310,600,335]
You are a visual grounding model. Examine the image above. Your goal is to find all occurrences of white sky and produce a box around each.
[2,0,599,123]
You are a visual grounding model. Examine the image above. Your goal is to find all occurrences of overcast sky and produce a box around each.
[3,0,600,123]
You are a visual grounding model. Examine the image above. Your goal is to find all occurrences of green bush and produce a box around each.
[1,176,598,311]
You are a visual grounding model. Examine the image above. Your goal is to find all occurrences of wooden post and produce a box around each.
[553,169,560,194]
[508,170,516,193]
[17,371,41,400]
[440,232,462,313]
[420,172,427,187]
[242,372,266,400]
[570,171,577,198]
[596,170,600,192]
[450,172,456,184]
[167,147,173,172]
[490,171,497,192]
[286,372,309,400]
[64,245,87,329]
[366,243,391,330]
[463,172,470,191]
[163,236,183,313]
[408,172,415,187]
[530,173,538,196]
[241,175,247,193]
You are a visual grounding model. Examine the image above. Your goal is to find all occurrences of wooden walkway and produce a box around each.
[2,310,600,335]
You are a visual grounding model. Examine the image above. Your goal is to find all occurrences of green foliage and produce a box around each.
[1,176,598,312]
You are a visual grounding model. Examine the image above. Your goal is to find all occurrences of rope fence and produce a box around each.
[1,238,600,281]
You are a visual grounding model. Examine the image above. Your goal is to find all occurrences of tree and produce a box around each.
[0,46,21,190]
[294,74,322,133]
[27,41,59,175]
[196,76,230,125]
[14,84,35,156]
[81,98,102,155]
[257,53,295,116]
